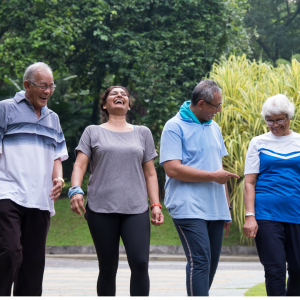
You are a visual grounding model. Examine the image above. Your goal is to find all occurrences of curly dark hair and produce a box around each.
[100,86,131,118]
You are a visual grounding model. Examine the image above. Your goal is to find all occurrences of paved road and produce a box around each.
[43,258,265,296]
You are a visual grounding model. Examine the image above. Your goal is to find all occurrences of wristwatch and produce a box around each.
[229,206,233,211]
[56,177,65,188]
[245,212,255,217]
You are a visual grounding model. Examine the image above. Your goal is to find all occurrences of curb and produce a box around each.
[46,254,260,262]
[46,245,258,256]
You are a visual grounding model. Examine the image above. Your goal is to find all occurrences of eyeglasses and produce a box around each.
[203,99,222,110]
[265,117,286,126]
[28,80,56,91]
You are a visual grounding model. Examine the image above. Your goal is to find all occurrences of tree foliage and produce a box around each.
[245,0,300,64]
[0,0,250,192]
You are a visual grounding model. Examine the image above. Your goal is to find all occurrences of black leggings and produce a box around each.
[86,204,150,296]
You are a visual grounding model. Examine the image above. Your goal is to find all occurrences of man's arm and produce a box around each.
[224,182,232,237]
[163,160,239,184]
[50,158,63,202]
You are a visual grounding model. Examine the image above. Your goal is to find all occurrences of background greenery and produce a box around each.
[244,0,300,65]
[244,282,267,296]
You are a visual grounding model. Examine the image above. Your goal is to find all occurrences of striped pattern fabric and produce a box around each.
[0,91,68,216]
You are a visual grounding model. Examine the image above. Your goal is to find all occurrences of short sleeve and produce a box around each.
[75,126,93,159]
[55,132,68,162]
[141,126,158,163]
[244,138,260,175]
[0,109,7,155]
[53,115,68,161]
[160,121,183,165]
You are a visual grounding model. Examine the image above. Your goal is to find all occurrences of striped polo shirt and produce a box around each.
[0,91,68,216]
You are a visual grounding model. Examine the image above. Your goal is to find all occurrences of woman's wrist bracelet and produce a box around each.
[68,186,84,199]
[245,212,255,217]
[150,203,162,210]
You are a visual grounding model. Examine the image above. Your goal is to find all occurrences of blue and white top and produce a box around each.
[160,113,231,220]
[244,131,300,224]
[0,91,68,216]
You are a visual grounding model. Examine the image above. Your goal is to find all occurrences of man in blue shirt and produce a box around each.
[160,79,239,296]
[0,62,68,296]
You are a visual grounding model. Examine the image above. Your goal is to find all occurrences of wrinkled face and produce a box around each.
[201,92,222,121]
[265,113,291,136]
[104,88,130,115]
[24,69,54,111]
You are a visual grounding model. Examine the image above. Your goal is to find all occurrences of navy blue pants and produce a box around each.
[173,218,225,296]
[255,220,300,296]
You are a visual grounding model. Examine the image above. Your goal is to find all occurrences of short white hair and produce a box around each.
[261,94,295,119]
[23,62,53,83]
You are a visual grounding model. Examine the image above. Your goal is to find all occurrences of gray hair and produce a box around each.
[261,94,295,119]
[23,62,53,83]
[191,79,221,105]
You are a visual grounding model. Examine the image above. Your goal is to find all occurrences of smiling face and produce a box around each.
[24,68,54,112]
[265,113,291,136]
[203,92,222,121]
[192,92,222,122]
[103,87,130,116]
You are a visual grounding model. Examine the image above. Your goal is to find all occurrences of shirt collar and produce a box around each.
[176,112,212,126]
[14,90,49,114]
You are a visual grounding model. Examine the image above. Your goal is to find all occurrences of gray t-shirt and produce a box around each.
[75,125,157,214]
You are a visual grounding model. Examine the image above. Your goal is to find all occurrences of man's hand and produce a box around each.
[151,206,164,226]
[224,221,231,237]
[50,178,63,202]
[70,193,86,215]
[214,168,240,184]
[243,216,258,238]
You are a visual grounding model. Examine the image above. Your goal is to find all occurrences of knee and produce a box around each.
[130,258,149,274]
[192,250,210,268]
[99,265,118,278]
[264,263,286,278]
[0,247,22,267]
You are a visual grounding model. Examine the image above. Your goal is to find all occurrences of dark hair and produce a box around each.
[100,86,131,118]
[191,79,221,106]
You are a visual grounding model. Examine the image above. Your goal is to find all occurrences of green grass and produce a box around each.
[245,278,288,296]
[244,283,267,296]
[47,197,242,246]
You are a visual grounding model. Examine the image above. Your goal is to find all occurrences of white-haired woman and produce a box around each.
[243,94,300,296]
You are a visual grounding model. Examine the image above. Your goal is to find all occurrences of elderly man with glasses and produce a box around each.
[160,79,239,296]
[0,62,68,296]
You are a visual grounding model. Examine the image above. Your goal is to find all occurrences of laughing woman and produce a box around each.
[69,86,164,296]
[243,94,300,296]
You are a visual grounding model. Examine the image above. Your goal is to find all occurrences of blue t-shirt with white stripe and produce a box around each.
[244,131,300,223]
